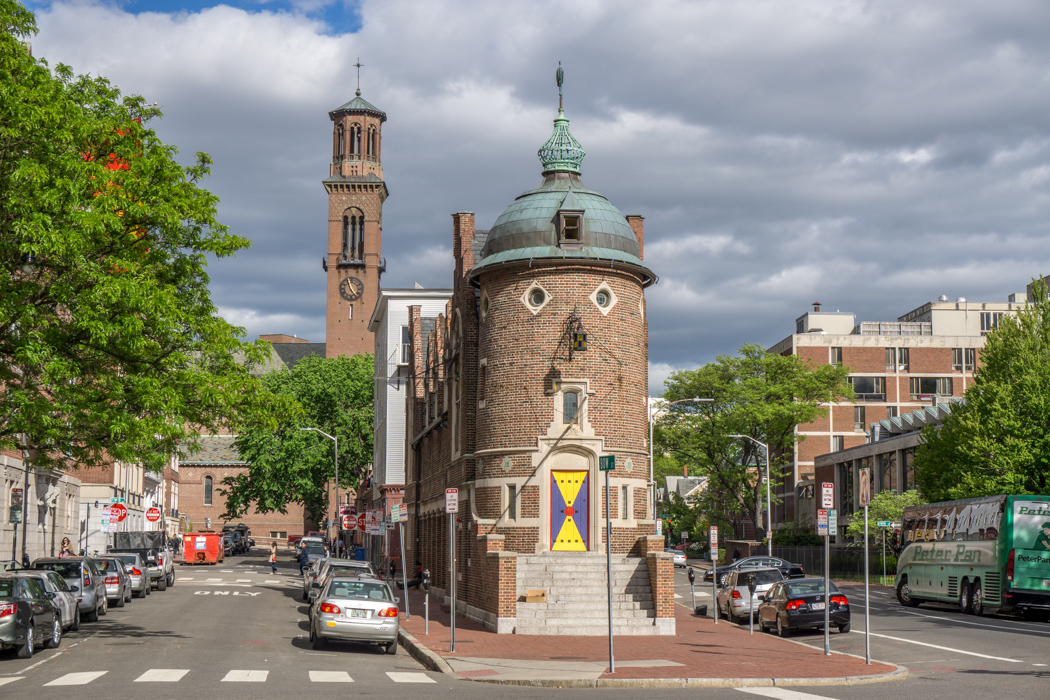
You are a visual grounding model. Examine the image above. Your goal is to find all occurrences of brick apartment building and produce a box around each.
[769,290,1030,527]
[396,73,675,635]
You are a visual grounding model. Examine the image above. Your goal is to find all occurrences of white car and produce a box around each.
[665,549,687,567]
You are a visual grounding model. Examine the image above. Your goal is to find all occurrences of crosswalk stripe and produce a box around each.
[44,671,108,686]
[309,671,354,682]
[236,579,252,582]
[135,669,190,682]
[736,688,838,700]
[264,579,280,583]
[0,678,23,687]
[221,670,268,682]
[386,672,436,683]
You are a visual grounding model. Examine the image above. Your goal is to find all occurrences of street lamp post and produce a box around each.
[729,434,772,556]
[300,428,338,547]
[648,397,712,519]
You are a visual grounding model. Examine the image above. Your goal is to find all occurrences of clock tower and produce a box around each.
[323,86,388,358]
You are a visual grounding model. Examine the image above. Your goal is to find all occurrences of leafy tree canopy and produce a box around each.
[221,354,374,522]
[0,1,269,470]
[915,281,1050,500]
[658,344,852,540]
[843,489,923,541]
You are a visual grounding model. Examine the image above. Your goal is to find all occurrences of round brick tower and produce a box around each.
[468,68,658,555]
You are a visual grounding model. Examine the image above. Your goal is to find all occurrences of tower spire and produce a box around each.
[556,60,564,112]
[354,58,363,96]
[538,62,584,175]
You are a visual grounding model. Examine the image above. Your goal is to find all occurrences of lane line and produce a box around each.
[894,609,1050,636]
[0,678,24,687]
[44,671,108,686]
[19,650,64,673]
[135,669,190,682]
[858,631,1022,662]
[222,670,269,682]
[386,672,436,683]
[736,688,837,699]
[309,671,354,682]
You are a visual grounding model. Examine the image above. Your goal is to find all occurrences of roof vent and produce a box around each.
[938,295,948,302]
[812,302,822,312]
[956,297,966,303]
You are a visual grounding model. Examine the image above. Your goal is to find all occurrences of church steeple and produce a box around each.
[538,62,585,176]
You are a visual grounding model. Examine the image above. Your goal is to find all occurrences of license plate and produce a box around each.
[810,602,825,610]
[350,609,368,618]
[1043,579,1050,588]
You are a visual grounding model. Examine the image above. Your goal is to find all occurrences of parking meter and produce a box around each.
[746,573,757,634]
[422,568,431,635]
[422,569,431,592]
[687,567,695,585]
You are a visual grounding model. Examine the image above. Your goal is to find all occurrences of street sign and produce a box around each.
[681,530,688,542]
[342,515,354,530]
[821,482,834,508]
[146,507,161,523]
[877,520,901,528]
[10,487,22,508]
[828,508,837,532]
[858,468,871,506]
[338,504,356,518]
[817,509,829,536]
[9,506,22,524]
[111,497,125,504]
[205,517,211,529]
[709,525,718,559]
[100,516,109,532]
[356,513,366,531]
[445,488,459,513]
[390,503,401,521]
[656,518,663,536]
[598,455,615,472]
[110,502,129,523]
[399,506,409,523]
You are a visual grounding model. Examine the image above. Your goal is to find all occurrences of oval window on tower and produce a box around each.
[529,289,546,307]
[595,290,610,307]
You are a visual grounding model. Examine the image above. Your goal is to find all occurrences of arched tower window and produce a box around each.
[337,125,345,159]
[341,216,350,258]
[203,476,213,506]
[350,124,361,155]
[367,127,376,157]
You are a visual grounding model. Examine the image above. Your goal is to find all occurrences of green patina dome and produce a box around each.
[470,67,656,286]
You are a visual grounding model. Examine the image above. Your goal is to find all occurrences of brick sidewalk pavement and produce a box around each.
[397,586,897,681]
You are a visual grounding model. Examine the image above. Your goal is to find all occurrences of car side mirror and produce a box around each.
[70,586,80,593]
[395,597,401,604]
[308,590,319,600]
[46,591,55,599]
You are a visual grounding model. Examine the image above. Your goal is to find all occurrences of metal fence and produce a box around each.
[772,545,897,582]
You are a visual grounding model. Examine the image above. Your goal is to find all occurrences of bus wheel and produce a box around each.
[959,581,972,614]
[970,582,983,616]
[896,577,919,607]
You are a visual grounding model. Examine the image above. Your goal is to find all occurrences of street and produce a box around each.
[2,551,1046,700]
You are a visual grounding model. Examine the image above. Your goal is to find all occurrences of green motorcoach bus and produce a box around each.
[894,494,1050,619]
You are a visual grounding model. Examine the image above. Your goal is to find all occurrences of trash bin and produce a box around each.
[354,547,366,561]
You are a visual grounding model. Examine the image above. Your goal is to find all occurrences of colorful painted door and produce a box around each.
[551,471,589,551]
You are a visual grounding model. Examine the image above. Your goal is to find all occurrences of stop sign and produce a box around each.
[110,502,128,522]
[356,513,366,532]
[146,507,161,523]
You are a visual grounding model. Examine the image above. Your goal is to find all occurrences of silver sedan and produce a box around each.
[309,577,400,654]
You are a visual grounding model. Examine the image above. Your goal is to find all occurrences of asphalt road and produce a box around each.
[2,551,1045,700]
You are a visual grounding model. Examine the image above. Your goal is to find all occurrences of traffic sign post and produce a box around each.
[858,467,872,665]
[446,489,458,653]
[819,481,832,655]
[746,573,757,635]
[146,507,162,524]
[709,526,719,624]
[598,454,615,672]
[110,502,128,523]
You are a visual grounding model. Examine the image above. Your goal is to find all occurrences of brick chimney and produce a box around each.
[626,215,644,260]
[452,211,476,278]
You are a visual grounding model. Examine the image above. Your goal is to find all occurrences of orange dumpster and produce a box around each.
[182,532,225,565]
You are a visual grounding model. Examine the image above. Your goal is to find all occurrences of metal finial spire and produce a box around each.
[556,61,564,112]
[354,58,363,96]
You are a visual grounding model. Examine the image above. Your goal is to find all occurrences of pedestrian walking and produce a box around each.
[269,542,278,574]
[389,559,397,581]
[298,546,308,575]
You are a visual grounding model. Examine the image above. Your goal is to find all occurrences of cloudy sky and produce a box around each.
[23,0,1050,394]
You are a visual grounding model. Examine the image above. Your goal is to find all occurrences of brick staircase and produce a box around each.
[513,552,667,635]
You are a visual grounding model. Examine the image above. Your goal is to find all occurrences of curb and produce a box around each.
[396,627,909,688]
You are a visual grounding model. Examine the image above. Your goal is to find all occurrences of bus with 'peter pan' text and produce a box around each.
[894,494,1050,620]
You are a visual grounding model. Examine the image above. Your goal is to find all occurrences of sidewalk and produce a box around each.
[395,586,906,688]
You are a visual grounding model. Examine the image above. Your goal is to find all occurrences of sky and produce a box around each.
[21,0,1050,395]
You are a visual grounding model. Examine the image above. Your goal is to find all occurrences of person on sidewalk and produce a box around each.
[298,546,308,575]
[389,560,397,581]
[269,543,278,574]
[397,561,424,590]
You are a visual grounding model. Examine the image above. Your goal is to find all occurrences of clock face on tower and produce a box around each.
[339,276,364,301]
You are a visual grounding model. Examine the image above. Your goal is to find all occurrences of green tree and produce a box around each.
[0,2,268,470]
[844,489,923,541]
[915,280,1050,500]
[658,344,852,541]
[220,354,374,522]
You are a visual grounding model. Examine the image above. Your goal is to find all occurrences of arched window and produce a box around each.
[563,391,579,424]
[337,125,345,158]
[203,476,213,506]
[356,216,365,259]
[368,127,376,157]
[350,124,361,155]
[342,216,350,258]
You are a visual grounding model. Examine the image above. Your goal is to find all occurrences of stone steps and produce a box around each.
[514,620,664,636]
[516,606,654,620]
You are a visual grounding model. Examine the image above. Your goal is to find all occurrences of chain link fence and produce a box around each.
[772,545,897,583]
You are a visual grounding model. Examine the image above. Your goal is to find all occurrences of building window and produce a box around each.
[508,484,517,520]
[839,462,854,517]
[887,406,898,419]
[621,485,629,520]
[269,531,287,540]
[980,312,1004,335]
[878,452,898,494]
[400,326,411,365]
[559,213,582,245]
[952,347,976,371]
[563,391,579,424]
[854,406,866,431]
[830,347,842,366]
[203,476,213,506]
[337,126,345,157]
[848,376,885,401]
[909,377,952,399]
[902,448,915,490]
[898,347,909,371]
[886,347,908,372]
[832,435,844,452]
[478,360,487,407]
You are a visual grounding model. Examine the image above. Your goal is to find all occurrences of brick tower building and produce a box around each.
[324,86,388,358]
[402,68,675,635]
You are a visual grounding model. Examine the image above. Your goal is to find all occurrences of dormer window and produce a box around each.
[559,212,583,246]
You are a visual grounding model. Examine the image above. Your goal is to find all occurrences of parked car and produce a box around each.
[12,570,79,632]
[94,557,133,607]
[0,575,61,658]
[308,576,400,654]
[704,556,805,585]
[111,531,173,590]
[109,552,151,598]
[306,560,376,609]
[756,577,851,637]
[665,549,687,567]
[715,567,785,623]
[32,557,107,621]
[222,534,235,557]
[300,541,326,572]
[0,560,24,572]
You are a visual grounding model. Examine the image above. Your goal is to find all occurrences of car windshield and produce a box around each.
[328,580,392,602]
[738,570,783,585]
[304,544,324,555]
[115,555,138,566]
[785,580,840,596]
[0,579,15,597]
[95,560,117,572]
[34,561,81,578]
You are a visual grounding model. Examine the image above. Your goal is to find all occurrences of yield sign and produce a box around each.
[110,502,129,522]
